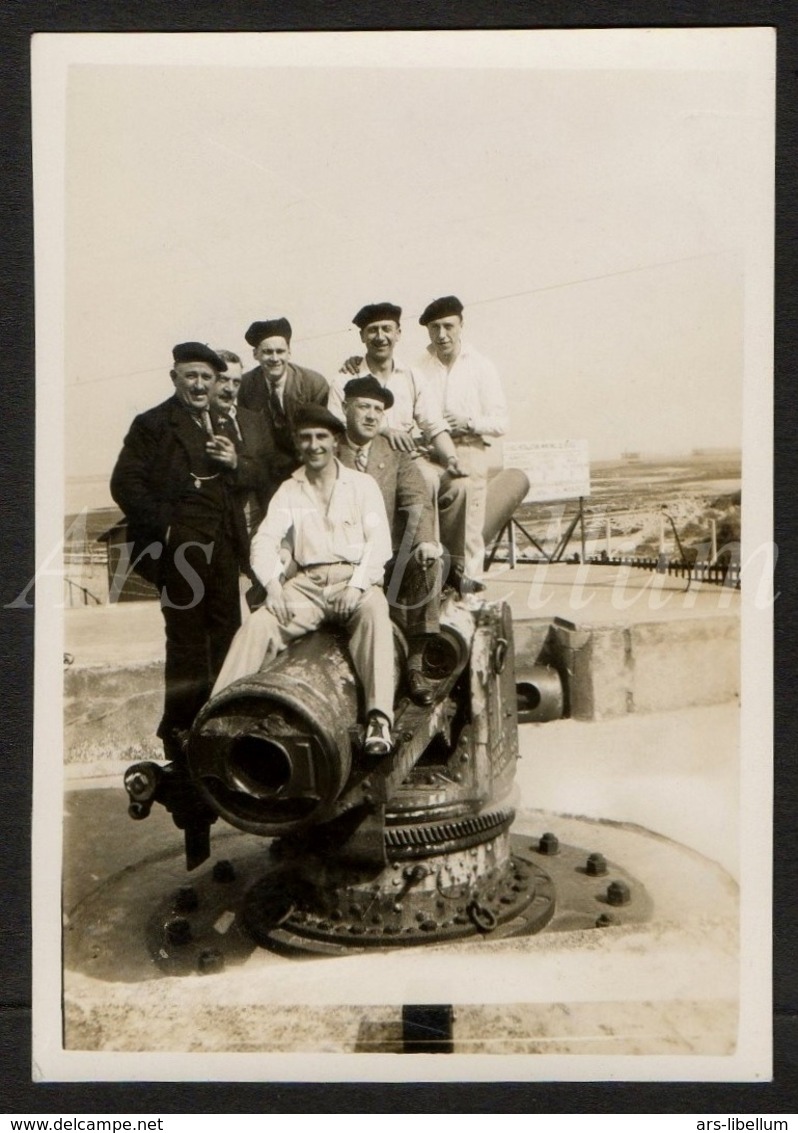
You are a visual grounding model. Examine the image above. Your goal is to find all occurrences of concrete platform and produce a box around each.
[64,563,740,764]
[61,795,739,1058]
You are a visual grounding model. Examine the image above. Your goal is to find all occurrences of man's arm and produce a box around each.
[110,415,171,536]
[250,485,296,588]
[327,372,348,425]
[303,368,330,407]
[236,369,261,413]
[349,477,394,591]
[410,368,448,443]
[470,358,509,437]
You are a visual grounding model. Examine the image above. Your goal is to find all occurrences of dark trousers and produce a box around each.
[157,523,241,742]
[385,554,441,640]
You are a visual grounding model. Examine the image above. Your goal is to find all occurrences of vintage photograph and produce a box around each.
[31,29,773,1080]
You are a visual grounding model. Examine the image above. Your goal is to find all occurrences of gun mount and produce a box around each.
[124,469,651,959]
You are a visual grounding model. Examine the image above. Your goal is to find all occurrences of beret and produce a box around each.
[418,295,464,326]
[343,375,395,409]
[293,404,346,435]
[172,342,227,371]
[352,302,402,330]
[245,317,292,347]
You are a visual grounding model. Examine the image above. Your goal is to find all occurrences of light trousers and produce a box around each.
[212,563,395,724]
[417,439,488,581]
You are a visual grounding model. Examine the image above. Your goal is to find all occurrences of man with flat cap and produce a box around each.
[417,295,508,589]
[238,317,329,504]
[111,342,265,763]
[213,403,397,758]
[337,375,444,706]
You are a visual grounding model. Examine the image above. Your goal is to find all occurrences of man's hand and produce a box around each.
[330,585,361,619]
[414,541,443,567]
[339,355,364,376]
[264,579,290,625]
[445,455,467,478]
[445,412,470,437]
[206,434,238,469]
[386,428,417,453]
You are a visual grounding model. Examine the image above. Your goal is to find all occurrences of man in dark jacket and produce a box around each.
[110,341,266,761]
[209,349,270,536]
[237,316,329,503]
[337,375,444,705]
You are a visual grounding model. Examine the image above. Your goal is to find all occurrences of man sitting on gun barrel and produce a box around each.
[338,375,444,707]
[212,404,397,758]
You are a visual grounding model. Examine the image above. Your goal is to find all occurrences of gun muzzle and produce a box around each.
[187,628,404,837]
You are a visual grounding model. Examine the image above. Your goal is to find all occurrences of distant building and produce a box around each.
[621,451,641,462]
[691,447,741,460]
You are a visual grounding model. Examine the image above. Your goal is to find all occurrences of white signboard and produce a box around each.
[503,439,591,503]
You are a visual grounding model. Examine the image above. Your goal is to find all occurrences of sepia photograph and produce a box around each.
[30,28,773,1082]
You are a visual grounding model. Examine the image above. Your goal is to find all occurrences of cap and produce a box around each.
[352,302,402,330]
[293,404,346,435]
[172,342,227,371]
[245,318,293,347]
[418,295,464,326]
[343,375,395,409]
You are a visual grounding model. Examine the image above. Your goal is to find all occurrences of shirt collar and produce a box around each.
[363,356,410,377]
[425,341,470,364]
[264,369,288,391]
[291,457,354,484]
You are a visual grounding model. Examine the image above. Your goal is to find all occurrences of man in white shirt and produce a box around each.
[212,404,396,757]
[329,302,464,494]
[417,295,509,588]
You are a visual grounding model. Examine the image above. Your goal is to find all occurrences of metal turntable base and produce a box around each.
[67,831,652,975]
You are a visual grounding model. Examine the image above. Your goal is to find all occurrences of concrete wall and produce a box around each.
[537,616,740,722]
[64,611,740,762]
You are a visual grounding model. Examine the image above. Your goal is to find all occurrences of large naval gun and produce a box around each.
[124,469,649,957]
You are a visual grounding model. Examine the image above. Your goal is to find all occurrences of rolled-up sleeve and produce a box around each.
[250,485,295,585]
[411,369,448,441]
[472,357,509,437]
[327,373,348,425]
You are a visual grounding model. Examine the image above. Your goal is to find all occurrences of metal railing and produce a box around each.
[64,577,102,606]
[585,553,741,589]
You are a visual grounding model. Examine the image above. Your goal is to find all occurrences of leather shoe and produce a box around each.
[407,668,435,706]
[451,570,486,596]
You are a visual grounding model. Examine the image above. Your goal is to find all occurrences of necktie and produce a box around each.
[355,446,368,472]
[200,408,214,438]
[227,406,242,442]
[268,381,286,428]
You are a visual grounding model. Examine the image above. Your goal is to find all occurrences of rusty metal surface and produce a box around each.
[65,829,650,970]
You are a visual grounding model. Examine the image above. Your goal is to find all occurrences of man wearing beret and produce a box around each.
[238,317,329,503]
[110,342,266,763]
[213,404,397,757]
[329,303,462,492]
[417,296,509,589]
[337,375,444,706]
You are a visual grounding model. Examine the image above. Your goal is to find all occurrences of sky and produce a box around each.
[49,31,772,506]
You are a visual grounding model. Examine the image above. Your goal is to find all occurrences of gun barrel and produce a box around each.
[482,468,530,546]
